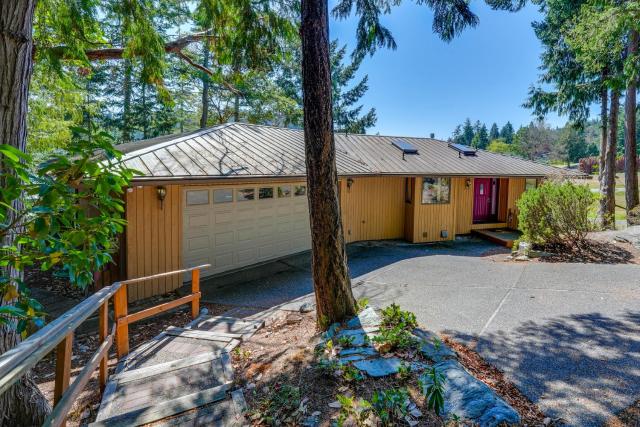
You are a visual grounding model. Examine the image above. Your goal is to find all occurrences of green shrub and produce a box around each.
[517,180,596,247]
[371,388,410,426]
[380,303,418,330]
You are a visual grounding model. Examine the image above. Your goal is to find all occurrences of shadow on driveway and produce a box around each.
[451,310,640,426]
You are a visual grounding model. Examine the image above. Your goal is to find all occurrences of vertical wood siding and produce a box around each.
[407,177,460,243]
[454,177,474,235]
[125,185,182,302]
[506,177,526,229]
[340,176,406,243]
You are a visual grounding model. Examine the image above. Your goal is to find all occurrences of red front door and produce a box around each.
[473,178,493,222]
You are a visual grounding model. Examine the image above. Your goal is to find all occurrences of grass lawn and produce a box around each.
[577,172,640,222]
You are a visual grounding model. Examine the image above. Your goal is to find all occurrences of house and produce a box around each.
[112,122,572,301]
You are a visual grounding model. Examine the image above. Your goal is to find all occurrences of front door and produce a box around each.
[473,178,493,222]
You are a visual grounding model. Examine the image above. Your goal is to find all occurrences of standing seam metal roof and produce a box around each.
[116,122,576,179]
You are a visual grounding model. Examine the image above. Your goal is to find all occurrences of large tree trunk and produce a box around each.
[624,30,639,220]
[599,76,608,181]
[122,59,133,142]
[600,89,620,229]
[300,0,357,328]
[199,39,210,129]
[0,0,52,424]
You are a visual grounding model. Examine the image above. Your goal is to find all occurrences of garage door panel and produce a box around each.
[184,184,312,278]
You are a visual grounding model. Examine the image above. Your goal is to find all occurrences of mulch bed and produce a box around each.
[535,239,639,264]
[234,312,550,426]
[25,264,87,300]
[603,398,640,427]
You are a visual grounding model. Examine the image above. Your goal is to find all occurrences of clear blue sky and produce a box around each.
[329,0,568,139]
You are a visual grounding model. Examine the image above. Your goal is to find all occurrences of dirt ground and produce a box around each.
[233,312,547,426]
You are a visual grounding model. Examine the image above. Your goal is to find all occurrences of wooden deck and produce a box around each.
[93,312,265,426]
[473,228,522,248]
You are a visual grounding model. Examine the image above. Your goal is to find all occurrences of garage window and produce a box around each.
[213,189,233,203]
[186,190,209,206]
[236,188,255,201]
[294,185,306,196]
[259,187,274,199]
[278,185,291,198]
[525,178,537,191]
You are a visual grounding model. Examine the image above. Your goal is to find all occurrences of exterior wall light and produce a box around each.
[156,185,167,209]
[465,178,472,188]
[347,178,354,189]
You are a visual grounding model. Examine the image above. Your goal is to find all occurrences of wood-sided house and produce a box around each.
[111,122,571,300]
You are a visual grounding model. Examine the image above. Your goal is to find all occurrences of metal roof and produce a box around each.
[117,122,577,180]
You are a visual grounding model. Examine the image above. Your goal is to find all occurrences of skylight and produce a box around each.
[448,143,477,156]
[391,139,419,154]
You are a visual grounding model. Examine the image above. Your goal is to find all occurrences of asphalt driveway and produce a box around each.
[199,237,640,426]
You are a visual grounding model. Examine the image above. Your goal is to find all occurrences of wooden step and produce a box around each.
[164,326,243,341]
[90,384,228,426]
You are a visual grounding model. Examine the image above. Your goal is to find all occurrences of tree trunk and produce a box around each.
[599,76,608,181]
[142,83,149,139]
[233,94,240,122]
[199,39,210,129]
[624,30,639,219]
[300,0,357,328]
[122,59,133,142]
[600,89,620,229]
[0,0,52,424]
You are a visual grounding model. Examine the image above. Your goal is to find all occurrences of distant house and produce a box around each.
[112,122,574,300]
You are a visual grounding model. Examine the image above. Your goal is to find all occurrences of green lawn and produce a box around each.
[578,172,640,222]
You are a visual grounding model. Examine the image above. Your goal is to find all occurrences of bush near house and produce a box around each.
[517,180,596,247]
[579,155,640,175]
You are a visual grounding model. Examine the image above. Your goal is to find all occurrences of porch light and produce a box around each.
[347,178,354,189]
[156,185,167,209]
[465,178,471,188]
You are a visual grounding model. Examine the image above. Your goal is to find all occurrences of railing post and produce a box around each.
[191,268,200,319]
[98,301,108,393]
[54,332,73,426]
[114,285,129,358]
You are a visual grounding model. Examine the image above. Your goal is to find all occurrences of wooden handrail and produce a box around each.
[0,264,210,427]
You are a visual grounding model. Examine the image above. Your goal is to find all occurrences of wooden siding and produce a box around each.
[125,185,182,302]
[497,178,509,222]
[340,177,405,243]
[454,177,474,235]
[406,177,461,243]
[506,177,526,229]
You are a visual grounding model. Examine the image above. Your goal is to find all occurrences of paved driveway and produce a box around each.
[200,238,640,426]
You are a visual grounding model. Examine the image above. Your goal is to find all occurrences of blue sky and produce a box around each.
[329,0,567,139]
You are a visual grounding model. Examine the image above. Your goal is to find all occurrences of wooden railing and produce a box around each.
[0,264,209,427]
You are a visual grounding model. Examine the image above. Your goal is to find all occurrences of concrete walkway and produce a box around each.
[199,238,640,426]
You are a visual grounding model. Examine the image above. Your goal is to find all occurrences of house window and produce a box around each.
[421,177,451,204]
[259,187,274,199]
[213,189,233,203]
[186,190,209,206]
[525,178,537,191]
[294,185,307,196]
[236,188,255,201]
[277,186,291,198]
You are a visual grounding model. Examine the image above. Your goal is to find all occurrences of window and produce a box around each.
[186,190,209,206]
[236,188,255,201]
[525,178,537,191]
[278,185,291,198]
[259,187,274,199]
[213,189,233,203]
[294,185,307,196]
[421,177,451,204]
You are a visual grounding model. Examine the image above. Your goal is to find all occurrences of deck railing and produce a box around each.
[0,264,209,427]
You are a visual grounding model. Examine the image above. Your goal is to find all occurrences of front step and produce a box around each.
[94,312,264,426]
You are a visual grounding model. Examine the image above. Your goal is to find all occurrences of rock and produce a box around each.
[514,255,530,262]
[335,329,377,347]
[285,314,303,325]
[328,401,342,408]
[420,360,520,427]
[628,205,640,226]
[299,302,314,313]
[302,414,319,427]
[346,306,381,329]
[245,383,256,390]
[353,357,403,377]
[339,347,377,357]
[324,323,340,340]
[80,409,90,420]
[413,329,457,362]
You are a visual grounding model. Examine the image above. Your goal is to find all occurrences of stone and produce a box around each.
[299,302,314,313]
[514,255,530,262]
[414,329,457,362]
[285,314,303,325]
[335,328,378,347]
[353,357,403,377]
[420,360,520,427]
[324,323,340,340]
[328,401,342,408]
[339,347,377,357]
[346,307,381,329]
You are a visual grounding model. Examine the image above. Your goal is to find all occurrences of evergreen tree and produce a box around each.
[489,122,500,141]
[462,118,475,146]
[500,121,515,144]
[477,123,490,149]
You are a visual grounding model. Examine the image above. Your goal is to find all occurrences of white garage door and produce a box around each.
[183,183,312,277]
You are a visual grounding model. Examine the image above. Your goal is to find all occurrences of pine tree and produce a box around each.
[489,122,500,141]
[500,122,515,144]
[462,118,475,146]
[477,124,490,149]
